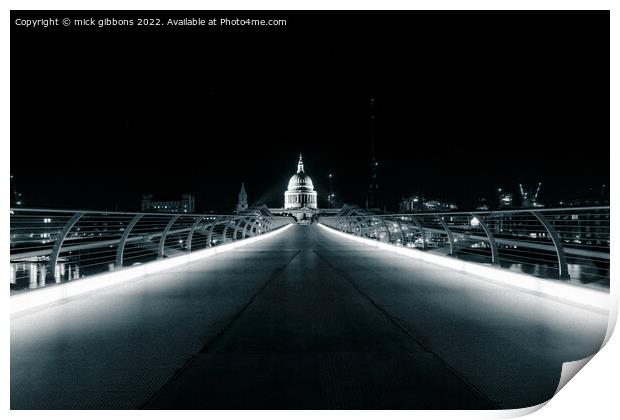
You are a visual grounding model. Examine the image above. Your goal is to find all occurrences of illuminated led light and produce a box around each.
[317,223,609,312]
[11,223,294,315]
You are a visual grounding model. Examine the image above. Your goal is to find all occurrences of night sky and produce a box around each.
[11,11,609,212]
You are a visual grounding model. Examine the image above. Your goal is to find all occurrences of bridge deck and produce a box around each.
[11,225,607,409]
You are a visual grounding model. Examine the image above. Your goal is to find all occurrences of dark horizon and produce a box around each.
[10,10,610,213]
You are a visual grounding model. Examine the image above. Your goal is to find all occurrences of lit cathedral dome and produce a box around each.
[284,154,318,210]
[287,156,315,191]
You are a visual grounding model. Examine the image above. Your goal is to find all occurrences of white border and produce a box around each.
[3,2,617,420]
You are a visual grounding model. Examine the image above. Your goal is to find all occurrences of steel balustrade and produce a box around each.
[10,208,293,293]
[321,206,610,287]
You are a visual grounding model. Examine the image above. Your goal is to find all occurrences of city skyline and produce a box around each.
[11,11,609,212]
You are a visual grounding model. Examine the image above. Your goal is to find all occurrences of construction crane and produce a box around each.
[519,182,543,208]
[533,182,542,206]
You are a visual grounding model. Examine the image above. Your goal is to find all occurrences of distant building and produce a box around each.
[498,193,514,208]
[475,197,490,211]
[282,154,318,222]
[399,194,424,213]
[269,154,321,223]
[141,194,195,213]
[236,183,248,213]
[399,194,457,213]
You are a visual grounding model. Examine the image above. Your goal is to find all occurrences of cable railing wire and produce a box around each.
[321,206,609,290]
[10,208,293,294]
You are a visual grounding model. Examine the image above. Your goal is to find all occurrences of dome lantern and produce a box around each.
[297,154,305,173]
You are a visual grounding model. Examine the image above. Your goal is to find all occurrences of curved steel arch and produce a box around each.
[222,217,238,242]
[353,217,363,237]
[232,217,245,241]
[251,217,263,237]
[47,212,85,282]
[471,213,499,265]
[233,216,250,241]
[262,218,272,233]
[158,215,180,258]
[115,214,144,268]
[246,217,259,238]
[435,215,455,255]
[206,217,225,247]
[407,215,427,250]
[379,218,391,243]
[532,211,570,280]
[393,218,405,244]
[243,217,258,238]
[349,217,358,235]
[186,216,205,253]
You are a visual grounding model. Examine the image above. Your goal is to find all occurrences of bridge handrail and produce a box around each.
[320,206,609,287]
[10,208,294,293]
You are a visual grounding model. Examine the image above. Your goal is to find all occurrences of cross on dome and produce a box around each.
[297,153,305,173]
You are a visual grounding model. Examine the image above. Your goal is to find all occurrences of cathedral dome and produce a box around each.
[287,155,315,191]
[288,172,314,191]
[284,154,318,210]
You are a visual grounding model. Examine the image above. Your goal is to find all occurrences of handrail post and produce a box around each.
[532,211,570,280]
[47,212,85,282]
[472,213,499,265]
[435,215,455,255]
[158,215,180,258]
[115,214,144,268]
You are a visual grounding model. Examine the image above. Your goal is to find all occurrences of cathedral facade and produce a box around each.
[281,154,319,223]
[236,154,323,223]
[284,155,317,209]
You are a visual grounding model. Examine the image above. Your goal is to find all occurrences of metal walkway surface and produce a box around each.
[11,225,608,409]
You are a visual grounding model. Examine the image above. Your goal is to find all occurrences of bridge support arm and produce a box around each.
[531,211,570,280]
[158,215,181,258]
[116,214,144,268]
[435,215,455,255]
[409,216,427,250]
[47,212,85,282]
[379,218,391,243]
[207,217,224,246]
[246,218,260,238]
[186,216,204,253]
[472,213,499,265]
[394,219,405,244]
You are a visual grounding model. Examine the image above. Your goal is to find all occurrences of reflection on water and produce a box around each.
[10,260,81,293]
[10,246,609,294]
[454,251,609,290]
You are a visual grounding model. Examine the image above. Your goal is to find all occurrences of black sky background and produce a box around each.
[10,10,610,212]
